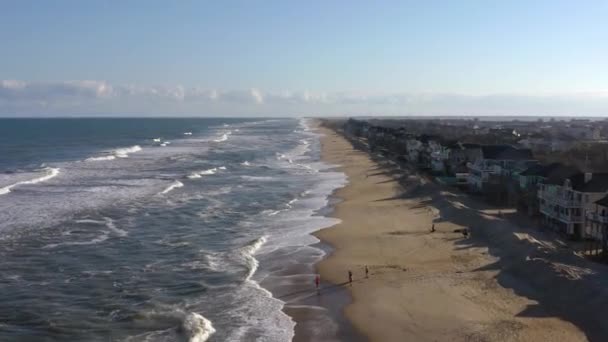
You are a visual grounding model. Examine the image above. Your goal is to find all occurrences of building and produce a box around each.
[467,145,536,200]
[518,163,580,217]
[585,195,608,258]
[538,172,608,239]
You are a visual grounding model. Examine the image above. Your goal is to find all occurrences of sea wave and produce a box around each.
[43,233,110,249]
[187,166,226,179]
[239,236,267,281]
[182,312,216,342]
[213,131,232,142]
[43,217,127,248]
[0,167,60,196]
[160,180,184,194]
[240,175,274,182]
[86,145,142,161]
[130,309,215,342]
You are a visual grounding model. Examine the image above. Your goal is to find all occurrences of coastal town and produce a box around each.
[310,117,608,341]
[332,117,608,259]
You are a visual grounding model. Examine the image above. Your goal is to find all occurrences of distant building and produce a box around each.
[467,145,536,200]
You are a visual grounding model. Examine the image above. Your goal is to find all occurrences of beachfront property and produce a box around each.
[517,163,581,217]
[467,145,536,203]
[538,172,608,239]
[417,135,442,170]
[585,195,608,257]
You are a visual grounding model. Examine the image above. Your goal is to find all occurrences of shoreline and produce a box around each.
[312,126,595,341]
[269,123,364,342]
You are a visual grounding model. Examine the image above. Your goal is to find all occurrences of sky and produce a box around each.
[1,0,607,117]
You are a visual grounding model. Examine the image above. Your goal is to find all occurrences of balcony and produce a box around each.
[537,190,582,207]
[586,212,608,224]
[539,205,583,223]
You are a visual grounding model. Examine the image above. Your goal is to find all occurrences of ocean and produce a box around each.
[0,118,347,341]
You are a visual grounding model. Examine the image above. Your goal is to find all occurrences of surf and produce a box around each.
[160,180,184,194]
[85,145,142,161]
[0,167,60,196]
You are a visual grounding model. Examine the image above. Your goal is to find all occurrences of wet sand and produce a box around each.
[312,126,605,342]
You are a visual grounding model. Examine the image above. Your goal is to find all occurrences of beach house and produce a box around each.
[585,195,608,257]
[517,163,580,217]
[467,145,536,202]
[538,172,608,239]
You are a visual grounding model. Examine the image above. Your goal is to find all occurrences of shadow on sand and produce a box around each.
[346,135,608,342]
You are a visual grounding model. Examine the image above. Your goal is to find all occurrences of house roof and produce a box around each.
[544,165,583,186]
[570,173,608,192]
[462,143,481,149]
[480,145,534,160]
[595,195,608,207]
[521,163,579,178]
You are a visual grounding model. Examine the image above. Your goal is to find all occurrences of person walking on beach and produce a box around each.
[365,265,369,278]
[430,223,435,233]
[315,274,320,294]
[348,270,353,285]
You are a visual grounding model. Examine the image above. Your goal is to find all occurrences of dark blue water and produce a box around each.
[0,118,346,341]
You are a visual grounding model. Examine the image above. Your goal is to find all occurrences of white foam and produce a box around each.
[275,153,293,164]
[86,145,142,161]
[241,161,251,166]
[114,145,142,158]
[187,167,226,179]
[240,176,274,182]
[286,198,298,208]
[153,138,162,142]
[213,131,232,142]
[0,167,60,196]
[85,155,116,161]
[160,180,184,194]
[160,142,168,147]
[239,236,267,281]
[182,312,216,342]
[103,217,127,237]
[74,219,106,225]
[183,132,193,135]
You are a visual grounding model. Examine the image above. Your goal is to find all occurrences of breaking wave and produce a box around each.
[187,167,226,179]
[86,145,142,161]
[213,131,231,142]
[182,312,216,342]
[160,180,184,194]
[239,236,267,281]
[0,167,60,196]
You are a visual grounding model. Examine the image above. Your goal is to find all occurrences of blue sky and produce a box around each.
[1,0,607,116]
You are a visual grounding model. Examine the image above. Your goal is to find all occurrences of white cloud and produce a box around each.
[1,80,608,117]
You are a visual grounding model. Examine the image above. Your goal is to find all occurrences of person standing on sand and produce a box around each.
[430,223,435,233]
[315,274,320,294]
[365,265,369,278]
[348,270,353,285]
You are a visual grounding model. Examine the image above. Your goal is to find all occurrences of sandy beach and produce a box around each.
[313,126,608,342]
